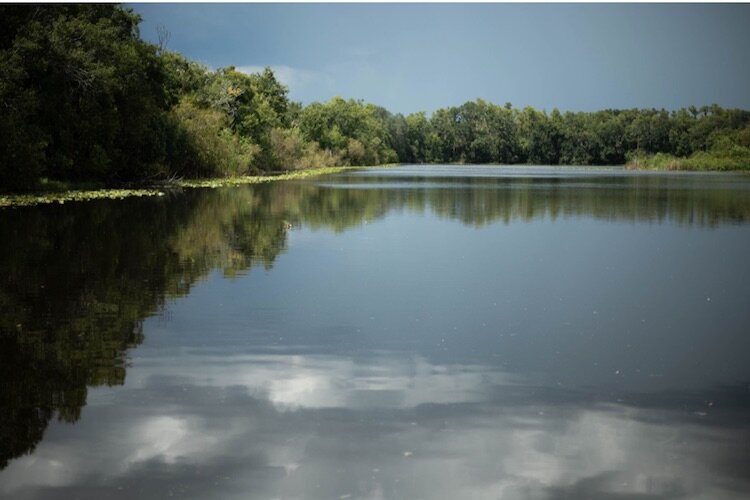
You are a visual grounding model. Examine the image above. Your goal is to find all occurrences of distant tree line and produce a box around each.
[2,5,749,191]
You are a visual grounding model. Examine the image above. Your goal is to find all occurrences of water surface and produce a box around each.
[1,165,750,499]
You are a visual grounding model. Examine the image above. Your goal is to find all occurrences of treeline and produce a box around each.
[0,4,396,191]
[2,5,750,192]
[399,102,750,170]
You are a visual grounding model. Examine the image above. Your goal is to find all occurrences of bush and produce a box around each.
[269,127,341,171]
[168,100,259,178]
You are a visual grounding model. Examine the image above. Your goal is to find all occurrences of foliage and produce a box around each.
[298,97,397,166]
[0,5,173,190]
[268,127,343,170]
[427,100,521,164]
[2,4,750,193]
[627,124,750,171]
[168,99,259,177]
[0,167,358,207]
[176,166,354,189]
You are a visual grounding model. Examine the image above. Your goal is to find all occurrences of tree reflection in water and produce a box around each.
[1,167,749,471]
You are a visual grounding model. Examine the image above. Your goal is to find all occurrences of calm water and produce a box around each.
[1,165,750,499]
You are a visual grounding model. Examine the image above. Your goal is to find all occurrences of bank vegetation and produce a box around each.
[2,5,749,193]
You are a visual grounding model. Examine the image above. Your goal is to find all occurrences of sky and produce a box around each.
[130,3,750,115]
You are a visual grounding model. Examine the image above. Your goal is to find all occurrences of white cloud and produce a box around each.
[0,350,741,499]
[234,65,334,96]
[124,353,516,410]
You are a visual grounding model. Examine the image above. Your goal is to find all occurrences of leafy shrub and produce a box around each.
[168,99,259,178]
[269,127,341,171]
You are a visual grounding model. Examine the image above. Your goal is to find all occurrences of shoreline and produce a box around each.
[0,166,368,208]
[3,162,749,208]
[625,154,750,172]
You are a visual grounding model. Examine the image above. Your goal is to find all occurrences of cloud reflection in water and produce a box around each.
[3,350,748,499]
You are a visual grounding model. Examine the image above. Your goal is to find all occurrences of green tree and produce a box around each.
[299,97,396,165]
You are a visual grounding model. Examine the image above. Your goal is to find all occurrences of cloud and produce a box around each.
[235,65,334,97]
[3,352,749,499]
[125,352,517,410]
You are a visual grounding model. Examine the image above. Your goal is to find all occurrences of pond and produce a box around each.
[1,165,750,499]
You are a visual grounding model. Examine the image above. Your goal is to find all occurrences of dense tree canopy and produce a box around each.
[1,4,749,191]
[0,5,172,189]
[298,97,397,166]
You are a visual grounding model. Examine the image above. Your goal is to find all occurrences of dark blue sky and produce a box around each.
[131,3,750,114]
